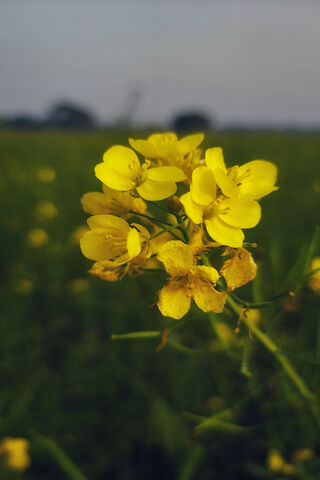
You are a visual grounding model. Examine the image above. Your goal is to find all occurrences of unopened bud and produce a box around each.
[167,195,183,212]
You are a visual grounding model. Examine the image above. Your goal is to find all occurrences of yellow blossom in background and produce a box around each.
[94,145,186,201]
[293,448,315,462]
[281,463,296,475]
[68,278,89,294]
[0,437,30,471]
[266,449,285,472]
[157,241,226,319]
[81,185,147,218]
[245,308,261,327]
[308,257,320,293]
[27,228,49,247]
[14,278,34,295]
[80,214,150,266]
[312,179,320,193]
[37,166,56,183]
[181,166,261,247]
[36,200,58,220]
[205,147,278,200]
[71,225,89,244]
[129,132,204,161]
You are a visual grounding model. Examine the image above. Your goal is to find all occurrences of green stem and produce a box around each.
[150,201,171,214]
[227,295,317,403]
[178,444,205,480]
[150,225,183,242]
[229,267,320,309]
[111,331,161,340]
[34,435,88,480]
[174,213,189,242]
[207,312,230,349]
[129,210,171,227]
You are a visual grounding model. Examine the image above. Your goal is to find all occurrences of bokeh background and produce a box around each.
[1,1,320,479]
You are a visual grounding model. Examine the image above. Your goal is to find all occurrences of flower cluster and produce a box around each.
[80,132,278,319]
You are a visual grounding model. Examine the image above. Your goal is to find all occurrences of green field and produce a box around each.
[1,130,320,479]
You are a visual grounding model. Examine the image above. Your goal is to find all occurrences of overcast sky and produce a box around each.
[1,0,320,126]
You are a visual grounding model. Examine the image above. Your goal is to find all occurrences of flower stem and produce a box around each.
[226,295,318,406]
[129,210,171,226]
[229,267,320,309]
[34,435,88,480]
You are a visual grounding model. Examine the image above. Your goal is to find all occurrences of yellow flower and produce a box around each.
[205,147,278,199]
[266,449,285,472]
[36,200,58,220]
[81,185,147,218]
[27,228,49,247]
[129,132,204,161]
[36,166,56,183]
[80,214,150,266]
[94,146,185,201]
[293,448,315,462]
[157,241,226,319]
[68,278,89,294]
[14,278,34,295]
[220,248,257,290]
[180,166,261,247]
[309,257,320,293]
[0,437,30,471]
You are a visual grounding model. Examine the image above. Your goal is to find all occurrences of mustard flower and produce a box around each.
[80,214,150,266]
[81,185,147,218]
[180,166,261,247]
[157,241,226,319]
[0,437,30,471]
[27,228,49,247]
[205,147,278,199]
[129,132,204,161]
[309,257,320,293]
[94,146,185,201]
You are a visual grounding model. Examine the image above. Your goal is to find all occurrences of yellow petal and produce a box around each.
[80,231,116,261]
[126,228,141,259]
[194,265,220,284]
[95,162,133,191]
[81,192,110,215]
[128,138,158,158]
[148,132,178,143]
[214,168,238,198]
[95,146,140,191]
[147,166,186,182]
[87,214,130,235]
[148,132,179,158]
[158,279,191,319]
[157,240,194,276]
[178,133,204,155]
[220,248,257,290]
[130,222,150,241]
[205,147,227,173]
[219,198,261,228]
[237,160,278,199]
[180,192,204,224]
[136,178,177,201]
[193,282,227,313]
[190,166,216,206]
[205,216,244,247]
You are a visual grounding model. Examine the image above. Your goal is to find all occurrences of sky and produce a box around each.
[1,0,320,127]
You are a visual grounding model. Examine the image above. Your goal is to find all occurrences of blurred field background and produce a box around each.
[1,130,320,479]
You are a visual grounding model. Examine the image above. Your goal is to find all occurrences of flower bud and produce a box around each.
[167,195,183,212]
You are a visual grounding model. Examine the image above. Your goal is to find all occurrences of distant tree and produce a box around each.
[170,111,212,133]
[46,101,96,129]
[2,115,41,130]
